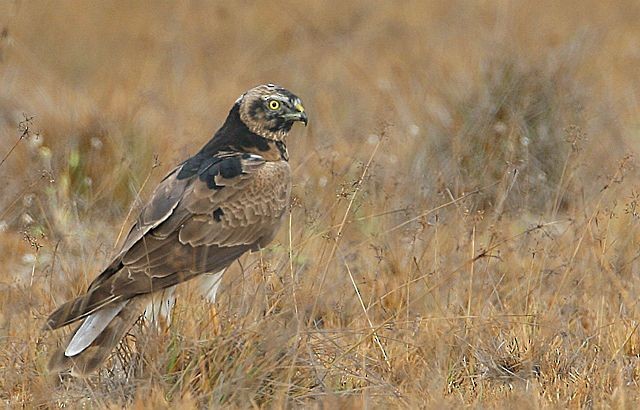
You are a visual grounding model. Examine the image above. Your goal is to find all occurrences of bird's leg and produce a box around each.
[197,271,225,335]
[208,304,221,336]
[144,287,177,334]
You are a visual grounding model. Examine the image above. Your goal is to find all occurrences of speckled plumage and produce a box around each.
[44,84,307,376]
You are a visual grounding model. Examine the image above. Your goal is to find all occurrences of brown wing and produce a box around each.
[45,154,291,329]
[111,157,291,295]
[85,165,190,291]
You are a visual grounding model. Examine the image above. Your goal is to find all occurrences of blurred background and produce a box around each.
[2,1,640,407]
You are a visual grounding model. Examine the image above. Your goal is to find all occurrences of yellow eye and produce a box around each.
[268,100,280,110]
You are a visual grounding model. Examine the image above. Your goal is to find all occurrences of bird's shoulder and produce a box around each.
[113,138,289,250]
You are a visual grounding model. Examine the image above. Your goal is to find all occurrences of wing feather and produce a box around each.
[46,152,290,329]
[110,156,290,296]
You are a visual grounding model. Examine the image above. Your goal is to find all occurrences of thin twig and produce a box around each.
[0,114,34,170]
[308,135,383,326]
[341,252,391,368]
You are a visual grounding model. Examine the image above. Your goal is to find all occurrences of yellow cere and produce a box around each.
[294,103,305,113]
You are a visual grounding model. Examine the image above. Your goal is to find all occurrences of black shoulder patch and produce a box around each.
[177,152,245,190]
[201,156,244,189]
[217,156,243,179]
[176,154,203,180]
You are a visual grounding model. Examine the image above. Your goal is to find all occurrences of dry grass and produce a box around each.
[2,1,640,408]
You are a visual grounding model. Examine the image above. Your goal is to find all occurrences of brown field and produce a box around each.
[2,1,640,408]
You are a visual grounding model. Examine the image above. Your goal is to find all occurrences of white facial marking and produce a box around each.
[268,94,289,103]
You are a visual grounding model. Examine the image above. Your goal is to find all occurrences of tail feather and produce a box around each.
[47,295,149,376]
[65,300,128,356]
[44,288,121,330]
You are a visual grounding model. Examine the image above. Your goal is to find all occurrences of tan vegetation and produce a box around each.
[2,1,640,408]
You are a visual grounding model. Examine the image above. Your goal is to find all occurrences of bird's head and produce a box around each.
[237,84,307,141]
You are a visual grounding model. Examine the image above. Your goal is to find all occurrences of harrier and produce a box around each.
[44,84,307,376]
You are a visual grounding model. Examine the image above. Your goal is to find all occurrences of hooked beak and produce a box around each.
[297,111,308,126]
[283,102,308,126]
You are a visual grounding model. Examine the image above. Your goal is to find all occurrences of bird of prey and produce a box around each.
[44,84,307,376]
